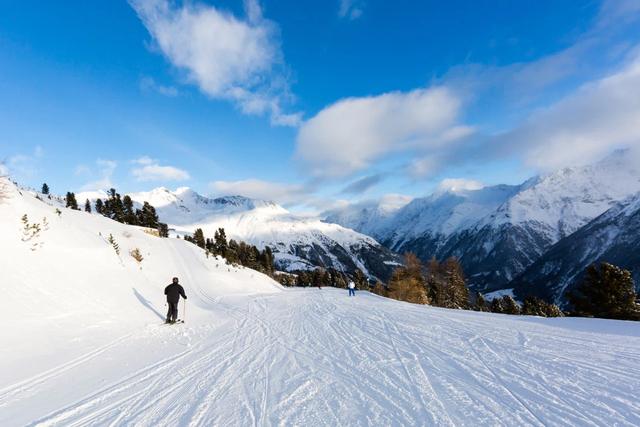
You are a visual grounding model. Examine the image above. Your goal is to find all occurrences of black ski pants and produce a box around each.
[167,302,178,322]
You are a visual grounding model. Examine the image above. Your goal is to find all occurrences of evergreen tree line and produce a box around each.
[373,254,638,320]
[184,227,275,275]
[276,267,368,289]
[474,294,564,317]
[61,186,168,237]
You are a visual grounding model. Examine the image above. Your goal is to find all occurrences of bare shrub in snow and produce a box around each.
[107,234,120,256]
[130,248,144,264]
[21,214,46,251]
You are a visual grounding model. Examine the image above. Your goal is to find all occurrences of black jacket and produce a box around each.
[164,283,187,304]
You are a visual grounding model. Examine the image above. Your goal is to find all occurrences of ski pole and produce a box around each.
[183,298,186,322]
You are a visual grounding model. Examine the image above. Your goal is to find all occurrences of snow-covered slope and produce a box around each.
[3,289,639,426]
[129,188,401,280]
[0,179,281,387]
[513,192,640,304]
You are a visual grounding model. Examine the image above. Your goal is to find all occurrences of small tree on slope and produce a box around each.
[65,192,79,210]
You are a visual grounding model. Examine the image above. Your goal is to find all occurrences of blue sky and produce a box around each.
[2,0,640,213]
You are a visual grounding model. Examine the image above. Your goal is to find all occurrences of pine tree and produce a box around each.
[122,195,137,225]
[227,239,240,264]
[474,292,488,311]
[157,223,169,238]
[521,296,564,318]
[426,257,444,306]
[442,257,469,309]
[41,183,50,195]
[84,199,92,213]
[501,295,521,315]
[259,246,275,274]
[95,198,104,215]
[490,298,505,313]
[65,192,79,210]
[569,262,638,320]
[193,228,206,249]
[139,202,159,228]
[214,228,228,257]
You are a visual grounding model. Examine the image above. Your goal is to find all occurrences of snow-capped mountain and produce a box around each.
[327,150,640,293]
[129,187,401,280]
[512,192,640,305]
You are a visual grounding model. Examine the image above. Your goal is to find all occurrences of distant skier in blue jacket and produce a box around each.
[348,280,356,297]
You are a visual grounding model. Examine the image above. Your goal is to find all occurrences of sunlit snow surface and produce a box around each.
[2,290,639,426]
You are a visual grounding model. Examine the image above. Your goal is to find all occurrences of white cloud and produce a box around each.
[80,159,118,191]
[209,178,307,206]
[378,193,413,211]
[131,156,190,182]
[504,55,640,170]
[436,178,484,193]
[295,87,473,178]
[2,146,44,180]
[130,0,301,126]
[339,0,364,20]
[140,76,179,97]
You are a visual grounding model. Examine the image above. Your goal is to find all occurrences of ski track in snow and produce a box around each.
[2,289,640,427]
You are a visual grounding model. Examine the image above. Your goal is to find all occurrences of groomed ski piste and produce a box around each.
[1,179,639,426]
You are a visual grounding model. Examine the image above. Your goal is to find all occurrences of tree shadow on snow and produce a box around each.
[132,288,165,321]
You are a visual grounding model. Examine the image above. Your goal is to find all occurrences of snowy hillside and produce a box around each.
[127,187,401,280]
[2,177,639,426]
[514,192,640,304]
[0,179,281,389]
[327,150,640,295]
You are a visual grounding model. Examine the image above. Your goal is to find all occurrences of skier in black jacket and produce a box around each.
[164,277,187,323]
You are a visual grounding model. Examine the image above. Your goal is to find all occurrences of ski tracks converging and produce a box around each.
[4,289,640,426]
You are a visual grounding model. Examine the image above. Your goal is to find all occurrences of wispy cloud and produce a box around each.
[79,159,118,191]
[2,146,44,180]
[341,173,385,194]
[338,0,364,20]
[140,76,179,97]
[130,0,301,126]
[131,156,190,182]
